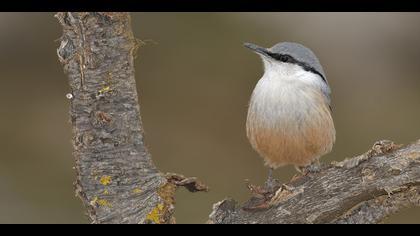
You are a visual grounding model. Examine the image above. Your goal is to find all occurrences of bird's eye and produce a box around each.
[281,55,289,62]
[270,53,292,63]
[275,54,288,62]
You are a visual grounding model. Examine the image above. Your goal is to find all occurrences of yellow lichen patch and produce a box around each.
[143,183,178,224]
[133,188,142,194]
[142,182,178,224]
[98,86,111,95]
[103,189,110,195]
[89,196,112,208]
[145,204,165,224]
[97,199,112,207]
[157,182,176,205]
[100,175,112,186]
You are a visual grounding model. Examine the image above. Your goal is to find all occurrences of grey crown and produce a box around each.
[270,42,326,81]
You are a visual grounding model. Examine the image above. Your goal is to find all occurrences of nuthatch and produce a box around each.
[244,42,335,190]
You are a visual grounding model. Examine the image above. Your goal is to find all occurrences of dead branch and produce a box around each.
[208,140,420,224]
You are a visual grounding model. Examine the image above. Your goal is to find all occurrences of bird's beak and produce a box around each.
[243,42,271,58]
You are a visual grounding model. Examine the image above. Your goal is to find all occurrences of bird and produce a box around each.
[244,42,336,194]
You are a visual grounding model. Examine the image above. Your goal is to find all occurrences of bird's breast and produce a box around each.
[248,76,322,128]
[246,75,335,168]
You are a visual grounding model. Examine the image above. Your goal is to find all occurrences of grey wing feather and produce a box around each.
[320,82,332,112]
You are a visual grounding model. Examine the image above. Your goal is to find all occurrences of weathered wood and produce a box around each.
[56,12,207,224]
[208,140,420,224]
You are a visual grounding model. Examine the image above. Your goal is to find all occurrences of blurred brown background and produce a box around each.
[0,12,419,224]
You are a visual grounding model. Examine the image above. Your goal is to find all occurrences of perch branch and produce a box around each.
[56,12,207,224]
[208,140,420,224]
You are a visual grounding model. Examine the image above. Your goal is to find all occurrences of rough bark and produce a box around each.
[208,140,420,224]
[55,12,207,224]
[56,12,419,224]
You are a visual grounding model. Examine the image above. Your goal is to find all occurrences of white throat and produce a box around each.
[262,58,323,87]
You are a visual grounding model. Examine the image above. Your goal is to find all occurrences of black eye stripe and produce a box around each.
[268,53,327,83]
[267,52,294,63]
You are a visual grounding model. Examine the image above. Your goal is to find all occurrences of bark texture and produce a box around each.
[208,140,420,224]
[56,12,419,224]
[56,12,206,224]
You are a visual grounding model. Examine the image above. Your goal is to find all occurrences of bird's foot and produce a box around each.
[242,177,282,211]
[305,162,322,173]
[295,160,323,175]
[265,172,281,193]
[245,180,271,198]
[242,180,273,211]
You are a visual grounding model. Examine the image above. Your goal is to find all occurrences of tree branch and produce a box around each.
[208,140,420,224]
[333,186,420,224]
[56,12,419,224]
[55,12,207,224]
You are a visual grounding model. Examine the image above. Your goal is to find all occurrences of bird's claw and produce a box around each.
[295,160,323,175]
[243,178,281,211]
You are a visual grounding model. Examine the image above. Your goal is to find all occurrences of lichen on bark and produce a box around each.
[56,12,171,224]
